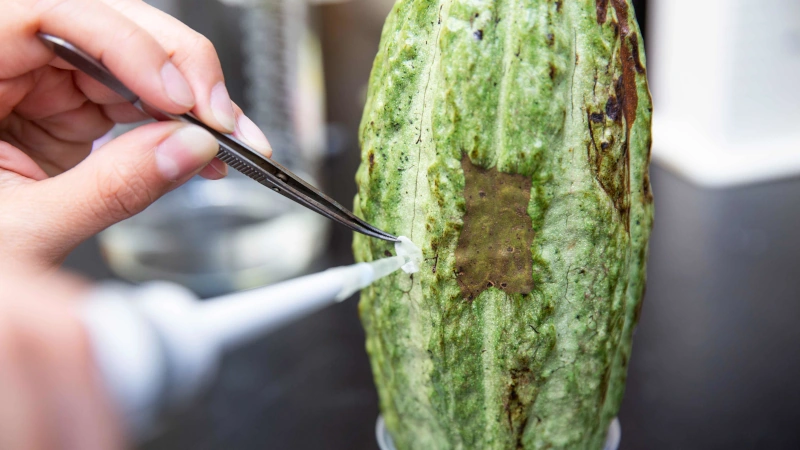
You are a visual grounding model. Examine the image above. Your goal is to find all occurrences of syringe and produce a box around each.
[80,237,421,441]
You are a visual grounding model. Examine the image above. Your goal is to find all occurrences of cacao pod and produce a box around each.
[354,1,653,448]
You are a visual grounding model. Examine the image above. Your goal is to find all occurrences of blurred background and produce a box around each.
[63,0,800,448]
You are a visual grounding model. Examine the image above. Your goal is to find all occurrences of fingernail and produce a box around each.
[209,158,228,177]
[210,83,235,132]
[235,115,272,157]
[156,126,218,180]
[161,61,195,108]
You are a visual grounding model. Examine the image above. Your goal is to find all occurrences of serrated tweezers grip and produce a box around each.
[36,32,398,243]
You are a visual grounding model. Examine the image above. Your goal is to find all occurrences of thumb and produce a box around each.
[28,122,218,253]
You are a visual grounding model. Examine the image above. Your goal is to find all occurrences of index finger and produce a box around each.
[24,0,196,114]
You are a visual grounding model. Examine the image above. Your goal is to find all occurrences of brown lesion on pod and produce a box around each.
[454,156,535,301]
[586,0,646,231]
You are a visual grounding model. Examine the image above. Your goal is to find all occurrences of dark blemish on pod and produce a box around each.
[384,250,392,257]
[596,0,609,24]
[590,112,605,123]
[549,64,557,80]
[474,29,484,41]
[546,33,555,46]
[629,34,646,74]
[611,0,631,35]
[643,172,653,204]
[609,20,619,37]
[605,96,621,122]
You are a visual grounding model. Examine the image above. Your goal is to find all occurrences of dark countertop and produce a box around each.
[65,164,800,450]
[618,167,800,449]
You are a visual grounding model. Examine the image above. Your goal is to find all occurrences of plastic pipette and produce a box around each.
[80,237,422,440]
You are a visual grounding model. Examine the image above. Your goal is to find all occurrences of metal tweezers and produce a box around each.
[37,33,398,243]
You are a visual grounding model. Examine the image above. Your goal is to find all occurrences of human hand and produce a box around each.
[0,0,272,270]
[0,267,122,450]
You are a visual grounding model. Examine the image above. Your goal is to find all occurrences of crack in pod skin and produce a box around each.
[353,0,653,448]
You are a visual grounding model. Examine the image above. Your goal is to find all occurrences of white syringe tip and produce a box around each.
[334,263,375,301]
[395,236,422,274]
[334,236,422,300]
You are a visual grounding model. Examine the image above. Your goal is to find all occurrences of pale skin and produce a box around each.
[0,0,274,448]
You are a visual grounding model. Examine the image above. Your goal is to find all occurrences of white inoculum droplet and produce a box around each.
[394,236,422,274]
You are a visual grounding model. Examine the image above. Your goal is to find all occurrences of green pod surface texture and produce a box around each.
[353,0,653,448]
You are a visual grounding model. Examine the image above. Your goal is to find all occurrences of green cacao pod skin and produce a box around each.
[353,0,653,448]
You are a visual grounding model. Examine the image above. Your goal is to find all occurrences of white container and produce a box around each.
[649,0,800,186]
[375,415,621,450]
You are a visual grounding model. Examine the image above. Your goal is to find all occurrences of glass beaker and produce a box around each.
[375,416,622,450]
[98,175,328,297]
[99,0,329,296]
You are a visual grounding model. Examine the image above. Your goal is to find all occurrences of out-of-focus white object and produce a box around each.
[81,244,418,441]
[650,0,800,186]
